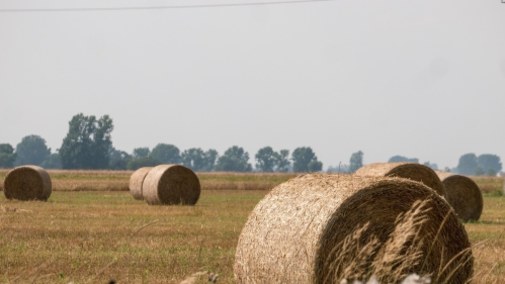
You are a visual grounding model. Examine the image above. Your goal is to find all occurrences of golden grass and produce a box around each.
[0,171,503,283]
[0,170,297,192]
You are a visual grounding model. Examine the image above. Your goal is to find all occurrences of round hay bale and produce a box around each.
[234,174,473,283]
[355,162,445,196]
[129,167,153,200]
[438,174,483,222]
[3,165,52,201]
[143,164,200,205]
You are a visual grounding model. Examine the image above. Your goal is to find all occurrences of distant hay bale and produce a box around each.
[3,165,52,201]
[437,173,483,222]
[355,162,445,196]
[143,164,200,205]
[234,174,472,283]
[129,167,152,200]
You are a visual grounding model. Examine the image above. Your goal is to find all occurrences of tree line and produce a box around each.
[0,114,324,172]
[0,113,502,175]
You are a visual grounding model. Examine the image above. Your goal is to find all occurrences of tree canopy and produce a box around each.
[291,147,322,172]
[0,143,16,168]
[215,146,252,172]
[14,135,51,166]
[59,113,114,169]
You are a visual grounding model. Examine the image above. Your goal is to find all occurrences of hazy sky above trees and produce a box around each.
[1,0,504,169]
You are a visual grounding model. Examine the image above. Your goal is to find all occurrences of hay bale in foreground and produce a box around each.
[143,164,200,205]
[355,162,445,196]
[234,174,472,283]
[3,165,52,201]
[129,167,152,200]
[437,173,483,222]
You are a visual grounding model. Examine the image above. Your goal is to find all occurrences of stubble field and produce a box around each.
[0,170,503,283]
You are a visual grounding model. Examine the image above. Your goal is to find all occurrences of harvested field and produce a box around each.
[0,171,504,283]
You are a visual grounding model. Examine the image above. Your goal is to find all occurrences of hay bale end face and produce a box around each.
[234,174,472,283]
[355,162,445,196]
[441,174,483,222]
[129,167,153,200]
[143,164,200,205]
[3,165,52,201]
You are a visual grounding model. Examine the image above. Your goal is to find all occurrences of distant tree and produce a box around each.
[255,146,277,172]
[127,147,157,170]
[59,113,114,169]
[274,149,291,172]
[292,147,322,172]
[423,161,438,170]
[42,153,62,169]
[349,150,364,173]
[477,154,502,176]
[456,153,478,175]
[388,155,419,163]
[181,148,218,171]
[109,147,131,170]
[0,143,16,168]
[14,135,51,166]
[150,143,181,164]
[133,147,150,158]
[215,146,252,172]
[203,149,218,171]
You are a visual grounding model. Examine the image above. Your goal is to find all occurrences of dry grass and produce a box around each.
[0,172,503,283]
[0,170,297,192]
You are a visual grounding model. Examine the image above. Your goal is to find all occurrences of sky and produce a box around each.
[1,0,504,170]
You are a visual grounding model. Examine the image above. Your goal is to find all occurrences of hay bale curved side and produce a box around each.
[129,167,153,200]
[234,174,472,284]
[3,165,52,201]
[142,164,200,205]
[440,174,483,222]
[355,162,445,196]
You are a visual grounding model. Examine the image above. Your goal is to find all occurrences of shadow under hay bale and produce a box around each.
[354,162,445,196]
[129,167,152,200]
[143,164,200,205]
[234,174,472,284]
[437,173,483,222]
[3,165,52,201]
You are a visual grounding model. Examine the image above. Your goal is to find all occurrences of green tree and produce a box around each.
[109,147,131,170]
[133,147,150,158]
[59,113,114,169]
[456,153,478,175]
[181,148,218,171]
[349,150,364,173]
[150,143,181,164]
[127,147,157,170]
[215,146,252,172]
[274,149,291,172]
[388,155,419,163]
[291,147,322,172]
[477,154,502,176]
[255,146,277,172]
[42,153,62,169]
[0,143,16,168]
[14,135,51,166]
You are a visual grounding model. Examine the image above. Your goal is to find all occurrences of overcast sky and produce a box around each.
[1,0,504,170]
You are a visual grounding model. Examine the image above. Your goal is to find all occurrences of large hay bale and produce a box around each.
[129,167,152,200]
[234,174,472,283]
[355,162,445,196]
[143,164,200,205]
[3,165,52,201]
[436,172,483,222]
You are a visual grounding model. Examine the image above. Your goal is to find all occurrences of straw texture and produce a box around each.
[234,174,472,283]
[143,164,200,205]
[3,165,52,201]
[129,167,152,200]
[355,162,445,196]
[437,172,483,222]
